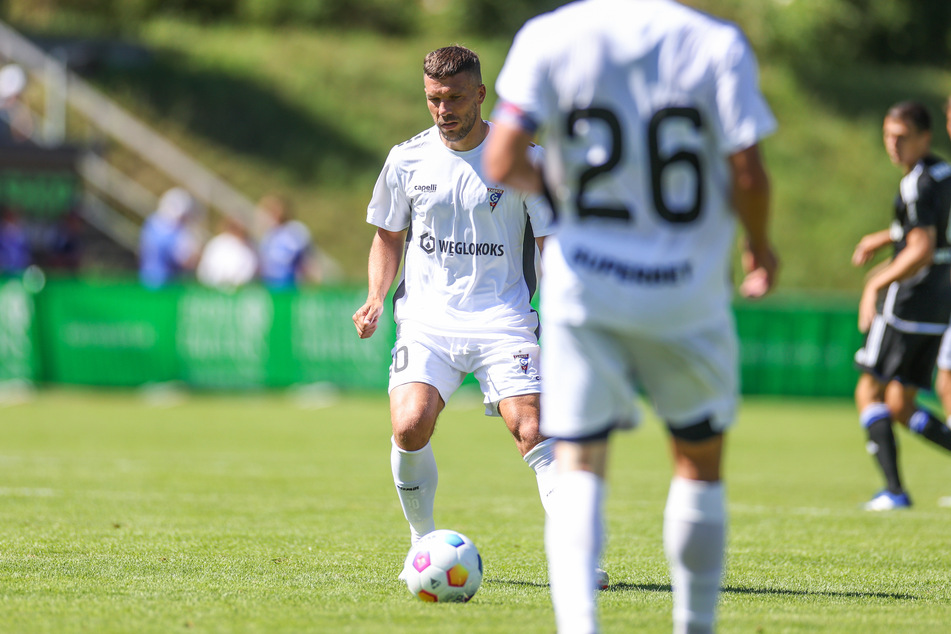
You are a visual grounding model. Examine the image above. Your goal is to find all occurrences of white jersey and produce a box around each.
[495,0,776,335]
[196,233,258,289]
[367,123,553,336]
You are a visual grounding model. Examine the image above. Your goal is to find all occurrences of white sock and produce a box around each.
[664,477,726,634]
[545,469,603,634]
[390,437,438,544]
[523,438,558,517]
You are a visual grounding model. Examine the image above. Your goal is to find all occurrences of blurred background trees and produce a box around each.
[4,0,950,68]
[1,0,948,286]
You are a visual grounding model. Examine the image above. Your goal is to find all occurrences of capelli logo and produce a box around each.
[419,232,436,254]
[414,184,438,193]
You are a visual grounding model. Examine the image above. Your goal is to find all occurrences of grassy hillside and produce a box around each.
[83,18,951,294]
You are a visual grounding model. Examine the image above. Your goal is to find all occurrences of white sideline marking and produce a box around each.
[0,487,55,497]
[731,502,951,519]
[731,503,836,517]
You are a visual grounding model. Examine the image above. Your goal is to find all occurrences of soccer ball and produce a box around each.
[400,529,483,603]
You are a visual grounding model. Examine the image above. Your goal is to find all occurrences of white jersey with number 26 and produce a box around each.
[367,124,553,336]
[495,0,776,335]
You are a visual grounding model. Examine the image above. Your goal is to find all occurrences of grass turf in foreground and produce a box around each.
[0,389,950,632]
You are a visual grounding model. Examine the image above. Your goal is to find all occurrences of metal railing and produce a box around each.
[0,20,342,279]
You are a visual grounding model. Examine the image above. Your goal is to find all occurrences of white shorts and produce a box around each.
[938,327,951,371]
[540,318,738,441]
[388,327,542,416]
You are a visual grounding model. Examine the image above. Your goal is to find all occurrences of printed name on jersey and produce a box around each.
[487,188,504,211]
[438,239,505,256]
[572,247,692,285]
[418,231,506,257]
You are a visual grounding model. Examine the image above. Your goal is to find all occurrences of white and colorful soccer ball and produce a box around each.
[401,529,483,603]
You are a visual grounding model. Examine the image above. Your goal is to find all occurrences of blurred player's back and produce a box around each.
[495,0,775,334]
[490,2,777,632]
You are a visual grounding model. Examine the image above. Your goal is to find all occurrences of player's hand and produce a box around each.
[852,239,876,266]
[739,243,778,299]
[353,301,383,339]
[858,286,877,333]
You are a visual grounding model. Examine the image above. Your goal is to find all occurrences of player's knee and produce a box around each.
[889,410,912,427]
[884,394,914,425]
[672,457,722,482]
[670,422,723,482]
[391,413,437,451]
[392,428,433,452]
[937,370,951,399]
[855,374,884,408]
[513,414,543,442]
[500,396,542,443]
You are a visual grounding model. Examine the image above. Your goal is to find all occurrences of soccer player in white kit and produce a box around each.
[485,1,778,632]
[352,46,562,552]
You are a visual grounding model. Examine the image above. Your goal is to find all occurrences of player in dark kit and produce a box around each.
[852,100,951,510]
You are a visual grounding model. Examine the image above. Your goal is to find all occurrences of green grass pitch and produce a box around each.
[2,388,950,633]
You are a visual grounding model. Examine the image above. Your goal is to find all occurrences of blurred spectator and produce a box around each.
[139,187,201,288]
[41,209,83,272]
[256,194,322,289]
[196,214,257,290]
[0,64,35,145]
[0,206,30,274]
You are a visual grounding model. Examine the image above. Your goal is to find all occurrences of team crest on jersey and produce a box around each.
[419,232,435,254]
[514,353,530,374]
[487,188,504,211]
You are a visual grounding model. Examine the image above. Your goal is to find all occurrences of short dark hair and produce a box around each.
[887,101,931,133]
[424,46,482,84]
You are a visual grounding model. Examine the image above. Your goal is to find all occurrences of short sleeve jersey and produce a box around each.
[0,221,29,272]
[883,155,951,331]
[494,0,776,335]
[367,124,553,336]
[259,221,313,289]
[139,214,198,288]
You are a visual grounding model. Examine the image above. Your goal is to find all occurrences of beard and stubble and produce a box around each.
[437,107,478,145]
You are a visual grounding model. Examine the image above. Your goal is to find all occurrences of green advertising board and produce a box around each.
[34,279,179,386]
[268,289,397,389]
[3,278,865,397]
[0,169,78,218]
[176,286,274,389]
[32,279,395,391]
[734,298,863,397]
[0,278,36,382]
[0,145,81,219]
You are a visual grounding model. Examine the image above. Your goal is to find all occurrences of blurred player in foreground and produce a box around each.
[485,1,777,631]
[936,97,951,507]
[852,101,951,511]
[352,46,581,577]
[933,98,951,433]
